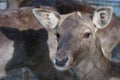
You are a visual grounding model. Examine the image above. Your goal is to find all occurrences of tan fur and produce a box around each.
[45,8,120,80]
[97,14,120,61]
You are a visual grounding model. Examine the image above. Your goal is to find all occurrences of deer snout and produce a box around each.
[55,57,68,67]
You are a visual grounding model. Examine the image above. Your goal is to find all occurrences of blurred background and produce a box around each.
[0,0,120,17]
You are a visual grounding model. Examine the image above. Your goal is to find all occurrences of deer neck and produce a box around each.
[72,38,111,80]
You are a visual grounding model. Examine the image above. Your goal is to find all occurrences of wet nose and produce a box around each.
[55,57,68,67]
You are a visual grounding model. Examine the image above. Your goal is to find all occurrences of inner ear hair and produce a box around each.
[32,8,60,29]
[93,7,113,29]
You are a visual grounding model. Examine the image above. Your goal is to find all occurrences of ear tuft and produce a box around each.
[93,7,113,29]
[32,8,59,29]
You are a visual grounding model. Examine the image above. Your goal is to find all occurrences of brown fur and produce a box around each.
[57,1,119,62]
[52,12,120,80]
[0,7,42,30]
[8,0,34,9]
[97,14,120,61]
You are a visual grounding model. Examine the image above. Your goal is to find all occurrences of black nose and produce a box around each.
[55,57,68,67]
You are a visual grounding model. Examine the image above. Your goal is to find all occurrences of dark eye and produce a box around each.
[56,33,60,41]
[83,32,91,38]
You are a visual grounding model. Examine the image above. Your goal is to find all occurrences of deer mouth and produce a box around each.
[53,56,74,71]
[54,65,72,71]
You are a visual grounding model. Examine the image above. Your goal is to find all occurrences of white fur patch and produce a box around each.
[54,65,71,71]
[109,77,120,80]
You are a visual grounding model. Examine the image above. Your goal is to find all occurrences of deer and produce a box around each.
[33,6,120,80]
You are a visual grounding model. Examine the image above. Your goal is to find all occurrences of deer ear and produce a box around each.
[93,7,113,29]
[32,8,59,29]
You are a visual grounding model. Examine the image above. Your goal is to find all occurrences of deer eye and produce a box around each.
[83,32,91,38]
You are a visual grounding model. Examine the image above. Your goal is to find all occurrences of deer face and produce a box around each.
[32,7,113,71]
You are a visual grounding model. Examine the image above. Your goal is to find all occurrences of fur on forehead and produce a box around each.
[58,11,83,27]
[58,12,76,27]
[58,11,95,32]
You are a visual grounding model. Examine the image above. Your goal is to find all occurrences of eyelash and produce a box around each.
[83,32,91,38]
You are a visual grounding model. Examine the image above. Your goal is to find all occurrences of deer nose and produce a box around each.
[55,57,68,67]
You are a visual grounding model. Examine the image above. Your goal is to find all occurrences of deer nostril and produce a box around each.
[55,57,68,67]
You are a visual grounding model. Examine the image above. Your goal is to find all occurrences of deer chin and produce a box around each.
[54,65,71,71]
